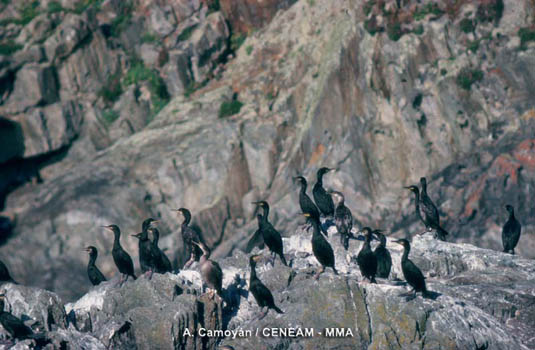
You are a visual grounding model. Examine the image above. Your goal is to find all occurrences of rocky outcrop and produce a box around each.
[0,0,534,305]
[1,230,534,349]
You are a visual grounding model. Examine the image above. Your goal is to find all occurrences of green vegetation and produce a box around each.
[142,32,158,44]
[177,24,198,42]
[124,59,169,117]
[219,98,243,118]
[364,18,383,36]
[246,45,253,55]
[184,80,207,98]
[518,27,535,49]
[387,22,403,41]
[440,68,447,76]
[98,72,123,103]
[230,33,246,52]
[456,68,483,90]
[101,109,119,125]
[109,2,133,37]
[307,0,316,6]
[73,0,103,14]
[363,0,376,16]
[476,0,504,23]
[0,40,23,55]
[207,0,220,14]
[459,18,475,33]
[413,3,444,21]
[47,1,64,13]
[467,39,480,53]
[413,24,424,35]
[16,0,39,25]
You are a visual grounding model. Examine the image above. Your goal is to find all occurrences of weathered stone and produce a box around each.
[219,0,298,34]
[0,64,58,114]
[15,14,58,46]
[44,14,91,62]
[161,49,191,96]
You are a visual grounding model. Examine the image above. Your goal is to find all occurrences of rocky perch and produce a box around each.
[0,226,534,350]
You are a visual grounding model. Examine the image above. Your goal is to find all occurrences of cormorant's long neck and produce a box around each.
[183,212,191,227]
[401,245,410,261]
[89,253,97,266]
[299,182,307,194]
[152,229,160,246]
[421,183,427,196]
[113,231,121,249]
[262,205,269,219]
[311,219,322,238]
[509,209,515,220]
[249,263,257,281]
[316,173,324,187]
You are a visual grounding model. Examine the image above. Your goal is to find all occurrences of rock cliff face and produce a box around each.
[1,231,534,349]
[0,0,534,303]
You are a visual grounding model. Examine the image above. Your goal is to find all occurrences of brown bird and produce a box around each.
[192,241,223,299]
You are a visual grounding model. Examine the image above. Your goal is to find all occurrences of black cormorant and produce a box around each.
[251,201,287,266]
[102,225,136,286]
[192,241,223,298]
[330,191,353,250]
[313,167,335,216]
[0,260,17,284]
[0,293,49,346]
[295,176,327,236]
[173,208,201,268]
[356,227,378,283]
[84,246,106,286]
[132,218,159,279]
[393,239,430,298]
[248,254,283,319]
[373,231,392,279]
[405,181,448,241]
[149,227,173,273]
[502,205,521,254]
[306,213,337,279]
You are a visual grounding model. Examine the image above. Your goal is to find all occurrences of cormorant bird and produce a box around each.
[173,208,201,268]
[356,227,378,283]
[502,205,521,254]
[0,293,49,346]
[313,167,335,216]
[251,201,287,266]
[102,225,136,286]
[373,231,392,279]
[393,239,430,298]
[192,241,223,298]
[405,180,448,241]
[330,191,353,250]
[248,254,284,319]
[306,213,337,279]
[0,260,17,284]
[84,246,106,286]
[149,227,173,273]
[132,218,159,279]
[295,176,327,236]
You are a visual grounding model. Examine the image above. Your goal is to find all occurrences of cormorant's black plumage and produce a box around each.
[103,225,136,284]
[252,201,287,266]
[150,228,173,273]
[84,246,106,286]
[249,255,283,317]
[174,208,201,268]
[0,260,17,284]
[133,218,159,278]
[193,241,223,297]
[295,176,328,236]
[356,227,377,283]
[502,205,521,254]
[313,167,334,216]
[394,239,430,298]
[307,213,337,279]
[0,296,33,340]
[373,231,392,279]
[405,181,448,241]
[330,191,353,250]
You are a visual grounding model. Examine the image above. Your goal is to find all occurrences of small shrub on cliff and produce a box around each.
[413,3,444,21]
[176,24,199,42]
[16,0,39,25]
[0,40,22,55]
[230,33,246,52]
[518,27,535,49]
[456,68,483,90]
[387,22,403,41]
[219,94,243,118]
[47,1,64,13]
[476,0,504,24]
[101,109,119,125]
[460,18,475,33]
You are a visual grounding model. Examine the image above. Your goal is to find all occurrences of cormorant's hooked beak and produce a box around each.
[392,239,403,245]
[403,186,413,190]
[101,225,112,231]
[131,233,141,238]
[303,213,311,217]
[251,254,262,262]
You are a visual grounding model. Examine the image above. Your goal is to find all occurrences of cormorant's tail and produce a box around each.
[279,253,288,266]
[436,226,448,241]
[272,305,284,314]
[332,267,339,275]
[422,289,432,299]
[131,274,137,280]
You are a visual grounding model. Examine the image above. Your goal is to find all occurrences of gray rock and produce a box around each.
[44,13,91,62]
